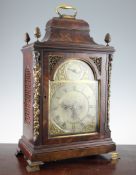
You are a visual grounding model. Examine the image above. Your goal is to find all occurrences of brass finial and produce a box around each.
[34,27,41,41]
[104,33,111,46]
[24,33,30,45]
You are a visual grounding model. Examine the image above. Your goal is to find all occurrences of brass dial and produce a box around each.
[49,59,99,137]
[49,81,98,136]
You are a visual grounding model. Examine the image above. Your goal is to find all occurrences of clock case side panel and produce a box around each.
[20,47,34,143]
[19,47,44,147]
[104,54,114,137]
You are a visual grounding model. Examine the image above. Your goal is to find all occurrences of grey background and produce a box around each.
[0,0,136,144]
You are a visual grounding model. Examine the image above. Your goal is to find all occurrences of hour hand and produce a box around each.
[61,103,69,110]
[61,103,73,110]
[68,68,78,74]
[68,68,81,74]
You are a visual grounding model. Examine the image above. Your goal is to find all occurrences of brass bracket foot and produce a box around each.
[15,148,23,157]
[111,152,120,160]
[26,160,44,172]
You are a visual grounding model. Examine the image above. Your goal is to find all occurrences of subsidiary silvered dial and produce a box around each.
[49,81,98,136]
[65,61,84,80]
[54,60,94,81]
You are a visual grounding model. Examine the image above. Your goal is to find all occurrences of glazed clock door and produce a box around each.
[48,59,99,138]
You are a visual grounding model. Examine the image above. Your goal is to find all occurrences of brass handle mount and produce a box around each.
[56,4,77,19]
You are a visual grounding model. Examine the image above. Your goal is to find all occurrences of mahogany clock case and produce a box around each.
[18,16,116,163]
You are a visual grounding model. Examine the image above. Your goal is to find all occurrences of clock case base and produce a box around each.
[18,137,116,162]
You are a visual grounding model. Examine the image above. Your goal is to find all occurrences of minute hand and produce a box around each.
[68,68,81,74]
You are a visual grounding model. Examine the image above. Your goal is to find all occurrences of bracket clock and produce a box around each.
[16,5,118,172]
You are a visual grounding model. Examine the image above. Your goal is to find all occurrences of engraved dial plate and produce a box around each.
[54,60,94,81]
[49,81,98,137]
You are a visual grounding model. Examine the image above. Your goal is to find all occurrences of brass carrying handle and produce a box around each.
[56,4,77,19]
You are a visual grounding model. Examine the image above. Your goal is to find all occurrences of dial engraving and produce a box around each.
[54,60,94,81]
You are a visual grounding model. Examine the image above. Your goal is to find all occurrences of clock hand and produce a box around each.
[61,103,73,111]
[61,103,80,120]
[61,103,75,119]
[71,109,76,119]
[67,68,78,74]
[71,105,79,120]
[61,103,69,110]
